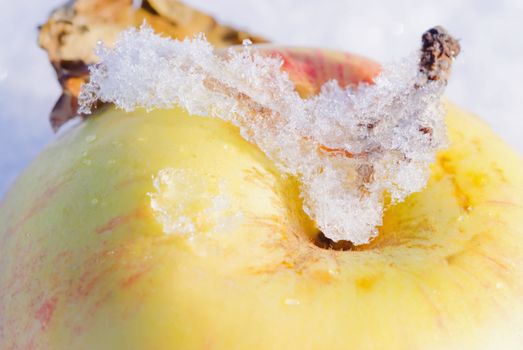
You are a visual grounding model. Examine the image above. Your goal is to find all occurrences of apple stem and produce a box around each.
[417,26,461,88]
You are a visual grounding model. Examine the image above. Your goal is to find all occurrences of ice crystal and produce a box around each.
[149,168,242,236]
[80,24,453,244]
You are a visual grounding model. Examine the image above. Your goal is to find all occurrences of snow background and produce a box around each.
[1,0,522,197]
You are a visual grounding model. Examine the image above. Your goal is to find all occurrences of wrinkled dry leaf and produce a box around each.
[38,0,267,131]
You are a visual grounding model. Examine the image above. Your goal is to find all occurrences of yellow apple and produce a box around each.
[1,48,523,350]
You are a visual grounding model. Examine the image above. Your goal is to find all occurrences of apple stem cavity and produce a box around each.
[78,24,460,245]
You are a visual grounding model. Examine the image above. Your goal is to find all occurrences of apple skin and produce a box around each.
[1,51,523,349]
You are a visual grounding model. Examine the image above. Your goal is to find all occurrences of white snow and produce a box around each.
[149,167,243,236]
[79,25,447,243]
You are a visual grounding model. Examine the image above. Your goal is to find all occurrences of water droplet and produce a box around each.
[91,198,99,205]
[85,134,97,143]
[328,268,339,276]
[284,298,300,306]
[242,38,252,47]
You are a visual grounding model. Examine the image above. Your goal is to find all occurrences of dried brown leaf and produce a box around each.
[38,0,267,131]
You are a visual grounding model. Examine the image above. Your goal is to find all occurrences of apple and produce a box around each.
[1,46,523,350]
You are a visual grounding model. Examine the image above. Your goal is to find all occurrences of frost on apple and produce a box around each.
[149,168,243,236]
[80,24,460,245]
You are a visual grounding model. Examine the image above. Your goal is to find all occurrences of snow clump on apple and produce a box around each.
[79,24,451,244]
